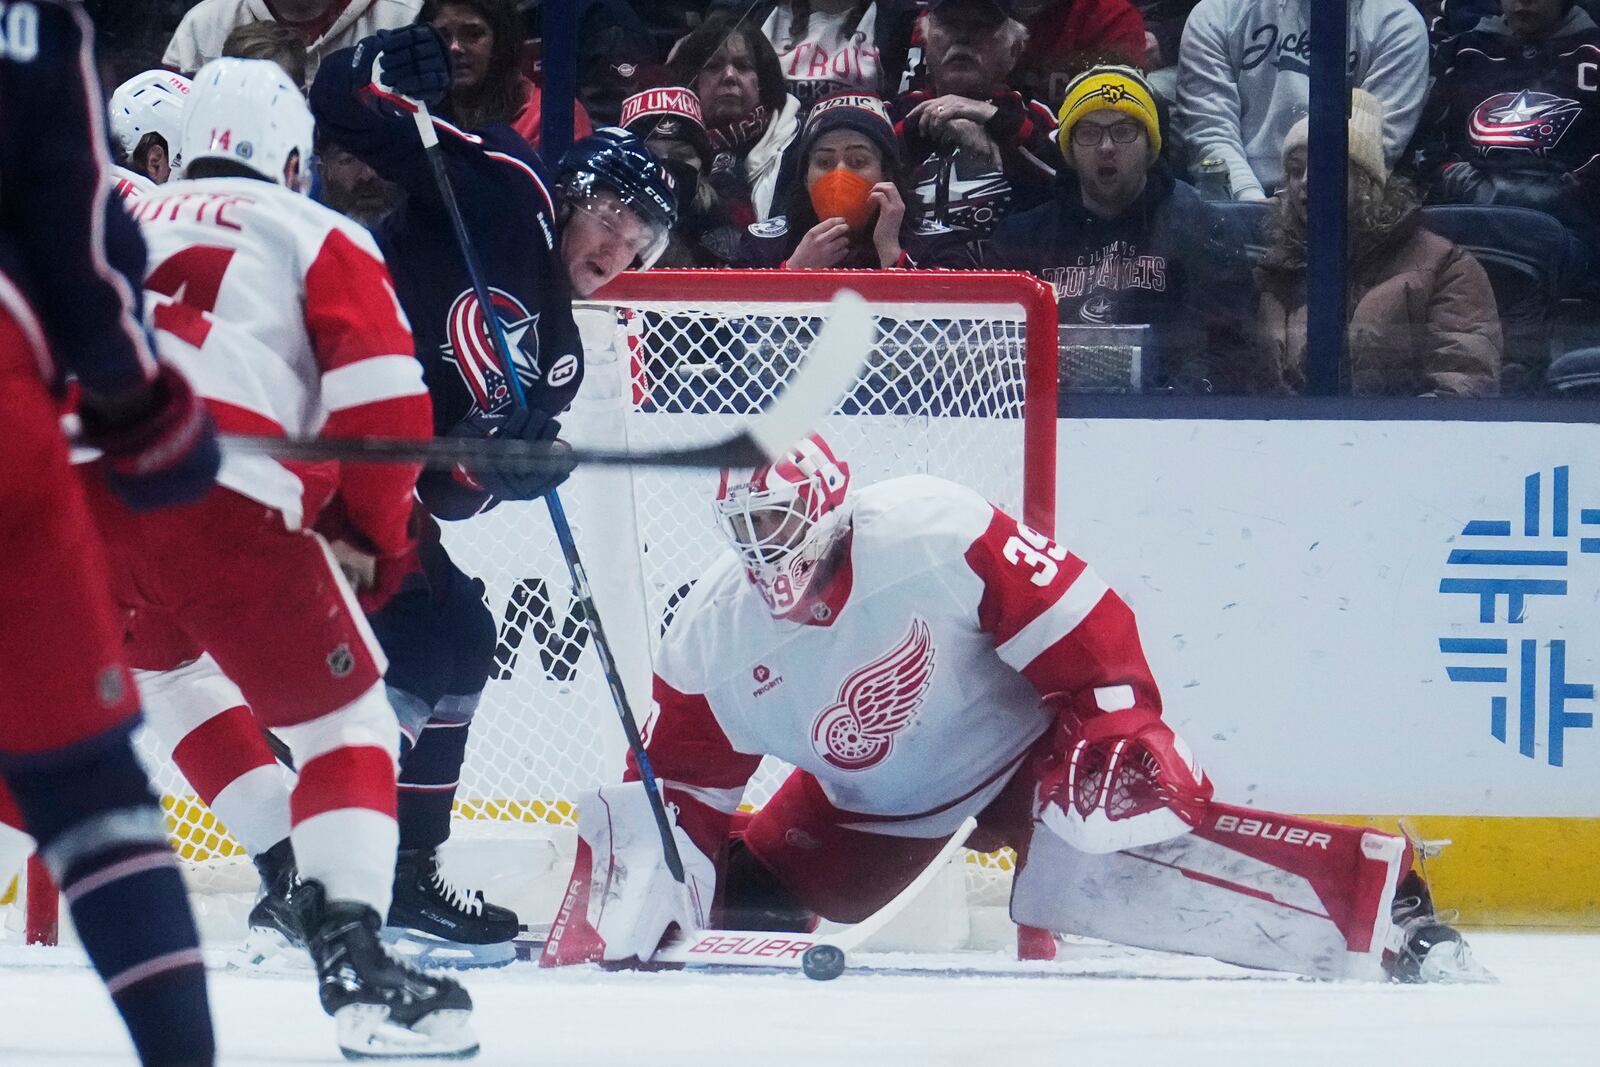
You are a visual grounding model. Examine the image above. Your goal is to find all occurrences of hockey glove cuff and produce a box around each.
[79,363,221,512]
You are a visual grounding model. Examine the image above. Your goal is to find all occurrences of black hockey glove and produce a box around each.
[79,363,222,512]
[352,25,451,109]
[452,408,577,503]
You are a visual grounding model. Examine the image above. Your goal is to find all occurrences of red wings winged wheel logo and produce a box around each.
[810,619,936,771]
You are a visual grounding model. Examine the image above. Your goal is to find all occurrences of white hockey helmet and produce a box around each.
[108,70,192,173]
[180,58,314,192]
[715,433,852,617]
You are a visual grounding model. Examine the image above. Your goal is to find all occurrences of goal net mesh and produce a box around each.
[131,271,1057,935]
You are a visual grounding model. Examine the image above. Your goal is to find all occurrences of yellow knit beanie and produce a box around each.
[1056,65,1162,158]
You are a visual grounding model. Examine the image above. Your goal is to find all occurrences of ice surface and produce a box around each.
[0,932,1595,1065]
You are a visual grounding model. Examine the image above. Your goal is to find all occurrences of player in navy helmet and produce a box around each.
[556,126,679,290]
[239,26,681,968]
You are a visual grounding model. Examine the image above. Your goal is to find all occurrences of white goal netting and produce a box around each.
[128,270,1059,944]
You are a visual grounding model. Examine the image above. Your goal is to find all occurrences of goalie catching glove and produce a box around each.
[540,781,716,967]
[1033,690,1212,854]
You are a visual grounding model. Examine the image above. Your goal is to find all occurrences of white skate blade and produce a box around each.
[382,926,516,970]
[1416,938,1497,984]
[335,1003,479,1061]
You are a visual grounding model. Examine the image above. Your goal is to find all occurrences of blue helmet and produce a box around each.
[557,127,678,269]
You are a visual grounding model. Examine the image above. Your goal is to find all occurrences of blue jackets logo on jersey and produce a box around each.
[1469,91,1583,156]
[442,286,542,415]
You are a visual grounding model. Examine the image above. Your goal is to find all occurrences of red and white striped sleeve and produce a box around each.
[302,224,431,555]
[963,505,1163,715]
[624,676,762,859]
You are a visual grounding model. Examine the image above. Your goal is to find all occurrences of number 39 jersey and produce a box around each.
[127,175,430,554]
[644,474,1166,848]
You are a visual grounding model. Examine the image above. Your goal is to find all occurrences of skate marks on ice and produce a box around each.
[0,932,1596,1065]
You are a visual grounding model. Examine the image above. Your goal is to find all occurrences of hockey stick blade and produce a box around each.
[219,290,873,472]
[653,816,976,970]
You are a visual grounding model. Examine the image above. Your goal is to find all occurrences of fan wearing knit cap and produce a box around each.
[623,87,744,267]
[736,92,974,269]
[1252,89,1503,397]
[988,63,1258,392]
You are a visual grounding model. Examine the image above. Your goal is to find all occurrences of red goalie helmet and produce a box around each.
[715,434,852,616]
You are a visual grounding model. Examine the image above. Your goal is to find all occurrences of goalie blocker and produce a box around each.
[539,437,1480,981]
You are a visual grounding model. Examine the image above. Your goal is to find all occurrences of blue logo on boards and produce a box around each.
[1438,465,1595,767]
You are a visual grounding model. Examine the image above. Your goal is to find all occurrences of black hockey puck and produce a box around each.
[801,943,846,981]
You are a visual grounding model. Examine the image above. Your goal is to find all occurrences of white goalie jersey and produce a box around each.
[644,474,1165,848]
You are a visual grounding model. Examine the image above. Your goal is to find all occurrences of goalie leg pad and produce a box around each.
[1012,801,1407,980]
[540,781,716,967]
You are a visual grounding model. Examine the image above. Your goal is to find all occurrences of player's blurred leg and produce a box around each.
[371,529,517,966]
[0,362,214,1066]
[87,483,475,1056]
[134,652,304,954]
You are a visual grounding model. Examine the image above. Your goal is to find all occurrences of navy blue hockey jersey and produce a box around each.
[309,49,583,440]
[0,0,157,395]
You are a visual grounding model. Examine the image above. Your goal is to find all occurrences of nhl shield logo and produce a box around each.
[327,643,355,679]
[810,619,935,771]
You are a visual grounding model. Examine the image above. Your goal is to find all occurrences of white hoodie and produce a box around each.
[163,0,424,83]
[1175,0,1428,199]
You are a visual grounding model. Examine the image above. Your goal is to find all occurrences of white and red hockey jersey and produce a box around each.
[642,474,1163,852]
[110,165,155,204]
[127,176,429,553]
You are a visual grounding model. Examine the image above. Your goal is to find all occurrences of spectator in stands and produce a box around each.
[876,0,1146,107]
[760,1,885,112]
[1410,0,1600,245]
[622,87,745,266]
[316,129,401,228]
[1009,0,1147,108]
[890,0,1060,257]
[221,20,309,88]
[670,12,805,225]
[988,65,1253,390]
[164,0,424,81]
[738,92,973,267]
[1137,1,1200,73]
[1175,0,1428,201]
[1253,90,1502,396]
[427,0,592,145]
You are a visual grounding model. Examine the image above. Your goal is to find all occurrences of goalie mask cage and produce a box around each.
[16,270,1060,952]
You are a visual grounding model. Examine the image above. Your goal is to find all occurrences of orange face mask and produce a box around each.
[809,168,876,231]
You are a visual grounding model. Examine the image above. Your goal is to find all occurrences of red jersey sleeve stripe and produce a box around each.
[995,566,1110,672]
[321,354,428,412]
[304,228,415,375]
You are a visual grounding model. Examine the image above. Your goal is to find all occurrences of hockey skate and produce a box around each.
[1387,871,1494,984]
[384,849,519,969]
[242,838,305,967]
[295,879,478,1061]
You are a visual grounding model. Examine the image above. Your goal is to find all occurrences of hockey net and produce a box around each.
[19,271,1059,950]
